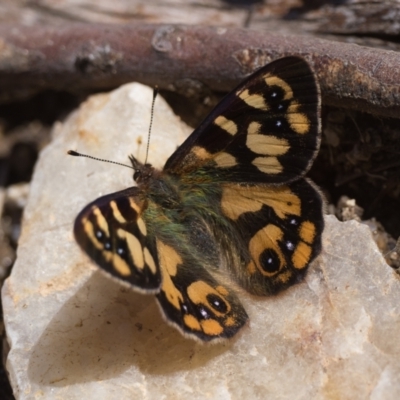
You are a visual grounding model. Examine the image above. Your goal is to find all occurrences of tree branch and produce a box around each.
[0,23,399,118]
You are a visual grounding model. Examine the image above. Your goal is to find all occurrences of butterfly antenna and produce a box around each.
[67,150,134,169]
[144,86,159,165]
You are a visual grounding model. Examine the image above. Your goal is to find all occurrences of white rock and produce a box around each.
[3,83,400,400]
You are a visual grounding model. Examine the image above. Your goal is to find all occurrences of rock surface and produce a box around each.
[3,83,400,400]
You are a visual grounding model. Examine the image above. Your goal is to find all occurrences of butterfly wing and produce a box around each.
[155,239,248,341]
[219,179,324,295]
[74,187,161,292]
[164,56,320,184]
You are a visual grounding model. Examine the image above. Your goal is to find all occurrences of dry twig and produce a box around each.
[0,23,399,118]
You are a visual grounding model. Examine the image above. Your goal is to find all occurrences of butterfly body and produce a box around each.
[73,57,324,342]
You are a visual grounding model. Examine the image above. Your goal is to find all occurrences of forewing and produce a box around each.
[155,239,248,341]
[220,179,324,295]
[74,188,161,292]
[164,57,320,184]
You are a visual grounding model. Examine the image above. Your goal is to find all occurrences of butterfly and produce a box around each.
[72,56,324,342]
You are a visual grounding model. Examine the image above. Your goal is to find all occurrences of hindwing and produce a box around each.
[219,179,323,295]
[155,239,248,341]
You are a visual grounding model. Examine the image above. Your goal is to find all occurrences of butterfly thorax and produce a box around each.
[137,166,242,276]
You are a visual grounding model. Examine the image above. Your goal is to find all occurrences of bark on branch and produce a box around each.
[0,23,399,118]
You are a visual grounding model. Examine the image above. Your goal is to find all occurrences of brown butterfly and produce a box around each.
[71,57,323,342]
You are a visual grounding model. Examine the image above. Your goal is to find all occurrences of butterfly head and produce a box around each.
[129,154,154,184]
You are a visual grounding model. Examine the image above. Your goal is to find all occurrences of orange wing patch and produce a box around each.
[237,89,269,110]
[221,185,301,221]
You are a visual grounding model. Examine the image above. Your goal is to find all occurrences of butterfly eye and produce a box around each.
[133,170,141,181]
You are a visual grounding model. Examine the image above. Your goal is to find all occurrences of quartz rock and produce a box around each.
[3,83,400,400]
